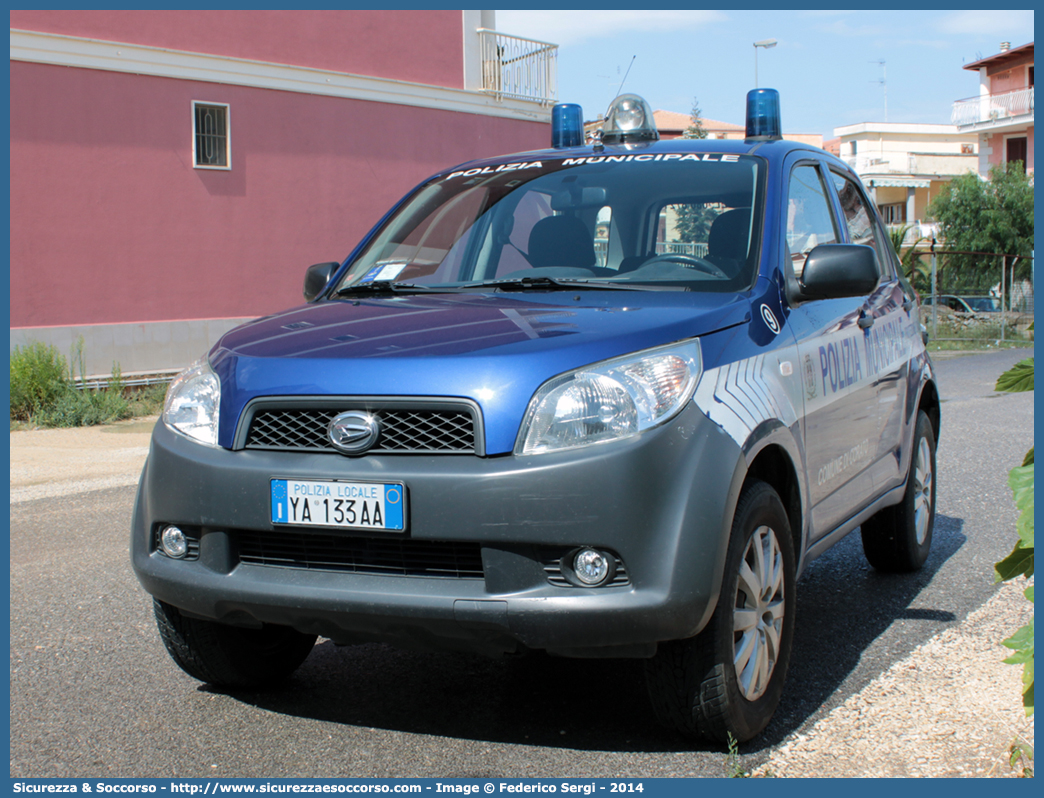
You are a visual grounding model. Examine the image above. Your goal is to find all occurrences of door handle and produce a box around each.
[858,310,874,329]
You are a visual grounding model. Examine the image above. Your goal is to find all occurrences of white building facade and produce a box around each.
[833,122,979,241]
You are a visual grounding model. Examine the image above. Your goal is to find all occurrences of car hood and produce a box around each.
[212,291,752,453]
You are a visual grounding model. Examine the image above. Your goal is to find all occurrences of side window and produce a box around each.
[786,165,838,279]
[831,172,894,278]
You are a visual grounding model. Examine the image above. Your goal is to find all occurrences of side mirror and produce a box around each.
[303,262,341,302]
[788,244,880,304]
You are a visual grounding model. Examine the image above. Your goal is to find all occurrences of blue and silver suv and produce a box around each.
[132,90,939,743]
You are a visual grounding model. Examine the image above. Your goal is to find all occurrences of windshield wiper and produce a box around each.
[331,281,451,297]
[476,276,671,292]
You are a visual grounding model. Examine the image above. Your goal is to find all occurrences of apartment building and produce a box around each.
[833,122,979,237]
[952,41,1034,176]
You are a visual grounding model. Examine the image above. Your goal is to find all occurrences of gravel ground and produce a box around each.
[751,578,1034,777]
[9,416,155,503]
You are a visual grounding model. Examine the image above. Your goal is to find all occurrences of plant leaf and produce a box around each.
[1024,448,1035,467]
[995,543,1034,582]
[1002,623,1034,653]
[1009,462,1035,550]
[996,358,1034,392]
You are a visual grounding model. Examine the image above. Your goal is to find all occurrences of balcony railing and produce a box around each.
[478,29,557,105]
[951,88,1034,127]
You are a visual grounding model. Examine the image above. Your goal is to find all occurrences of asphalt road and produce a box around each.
[9,348,1034,778]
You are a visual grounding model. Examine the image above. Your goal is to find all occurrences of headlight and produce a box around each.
[515,341,701,455]
[163,357,221,447]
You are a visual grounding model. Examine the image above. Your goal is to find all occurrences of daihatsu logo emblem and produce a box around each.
[328,411,380,454]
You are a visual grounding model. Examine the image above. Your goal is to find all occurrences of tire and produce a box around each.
[153,599,317,688]
[644,480,796,743]
[860,410,936,573]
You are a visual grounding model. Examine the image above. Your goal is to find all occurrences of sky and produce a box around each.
[495,9,1034,139]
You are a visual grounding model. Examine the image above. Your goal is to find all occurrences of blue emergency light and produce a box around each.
[551,103,585,148]
[745,88,783,141]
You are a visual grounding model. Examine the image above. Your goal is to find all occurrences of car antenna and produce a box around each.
[613,55,636,104]
[593,55,636,152]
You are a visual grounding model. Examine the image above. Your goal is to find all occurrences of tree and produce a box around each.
[888,224,929,293]
[682,97,708,140]
[673,97,718,244]
[927,162,1034,293]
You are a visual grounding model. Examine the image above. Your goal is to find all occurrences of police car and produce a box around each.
[132,90,939,743]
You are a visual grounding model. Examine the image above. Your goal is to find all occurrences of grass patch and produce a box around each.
[925,313,1033,351]
[10,340,169,429]
[928,339,1034,353]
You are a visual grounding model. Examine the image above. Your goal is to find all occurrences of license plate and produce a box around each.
[270,479,405,532]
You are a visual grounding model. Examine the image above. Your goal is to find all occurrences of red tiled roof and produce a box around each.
[653,109,745,133]
[963,41,1033,70]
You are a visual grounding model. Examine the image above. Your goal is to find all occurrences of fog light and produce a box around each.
[160,525,188,559]
[574,548,610,586]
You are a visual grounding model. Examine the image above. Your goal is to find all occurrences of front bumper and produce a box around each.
[131,403,745,657]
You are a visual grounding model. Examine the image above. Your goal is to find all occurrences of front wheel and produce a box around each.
[861,410,937,572]
[644,480,796,743]
[153,600,317,688]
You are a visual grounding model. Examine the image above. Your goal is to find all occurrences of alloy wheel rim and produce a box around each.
[913,436,933,545]
[732,524,785,701]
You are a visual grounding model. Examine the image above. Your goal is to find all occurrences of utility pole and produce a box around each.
[753,39,777,88]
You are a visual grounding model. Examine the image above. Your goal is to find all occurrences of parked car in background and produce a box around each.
[923,294,1001,314]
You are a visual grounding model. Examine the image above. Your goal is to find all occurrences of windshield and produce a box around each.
[334,154,765,294]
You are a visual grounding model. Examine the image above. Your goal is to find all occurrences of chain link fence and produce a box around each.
[907,246,1034,347]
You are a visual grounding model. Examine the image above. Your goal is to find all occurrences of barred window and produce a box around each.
[193,102,230,169]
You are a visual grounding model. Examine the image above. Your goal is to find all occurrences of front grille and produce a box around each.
[234,529,485,579]
[240,403,479,454]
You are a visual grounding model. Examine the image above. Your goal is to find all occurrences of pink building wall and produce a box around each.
[982,49,1034,173]
[984,52,1033,93]
[985,128,1035,171]
[10,10,465,89]
[10,60,548,330]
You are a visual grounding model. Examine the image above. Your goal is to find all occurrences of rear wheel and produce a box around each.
[645,480,796,743]
[153,599,317,688]
[861,410,936,572]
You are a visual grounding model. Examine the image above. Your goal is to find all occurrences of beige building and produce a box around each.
[832,122,979,239]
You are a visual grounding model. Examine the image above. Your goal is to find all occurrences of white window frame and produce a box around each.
[192,101,231,171]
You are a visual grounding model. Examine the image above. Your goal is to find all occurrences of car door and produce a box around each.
[783,159,884,541]
[827,169,911,499]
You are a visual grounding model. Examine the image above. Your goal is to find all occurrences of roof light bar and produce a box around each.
[551,103,585,149]
[601,94,660,145]
[745,88,783,141]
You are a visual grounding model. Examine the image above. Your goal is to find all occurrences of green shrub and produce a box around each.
[11,341,142,428]
[10,341,70,420]
[34,382,130,428]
